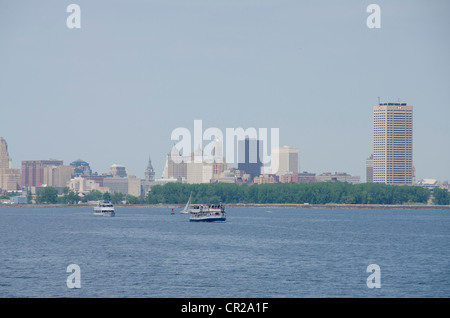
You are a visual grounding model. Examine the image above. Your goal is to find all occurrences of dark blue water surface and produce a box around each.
[0,207,448,298]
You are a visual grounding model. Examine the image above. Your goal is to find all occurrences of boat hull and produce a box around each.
[93,210,115,217]
[189,216,226,222]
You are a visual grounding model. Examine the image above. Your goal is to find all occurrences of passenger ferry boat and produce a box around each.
[93,201,115,217]
[189,203,226,222]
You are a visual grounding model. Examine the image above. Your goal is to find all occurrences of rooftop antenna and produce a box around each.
[377,96,380,105]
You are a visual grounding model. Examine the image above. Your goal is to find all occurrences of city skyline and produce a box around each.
[1,1,449,182]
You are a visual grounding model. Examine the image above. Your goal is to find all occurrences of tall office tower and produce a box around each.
[271,146,299,176]
[0,137,21,191]
[209,137,226,178]
[0,137,10,169]
[162,146,187,180]
[43,165,74,188]
[237,138,263,180]
[21,160,64,187]
[373,103,413,185]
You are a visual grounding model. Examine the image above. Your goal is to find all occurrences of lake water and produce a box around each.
[0,207,448,298]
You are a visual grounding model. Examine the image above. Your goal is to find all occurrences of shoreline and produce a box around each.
[1,203,449,210]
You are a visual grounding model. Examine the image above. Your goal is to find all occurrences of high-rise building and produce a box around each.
[373,103,413,185]
[162,146,187,180]
[21,160,63,188]
[0,137,10,169]
[0,137,21,191]
[43,165,75,188]
[185,148,214,184]
[209,137,226,179]
[237,138,263,181]
[366,154,374,183]
[271,146,299,176]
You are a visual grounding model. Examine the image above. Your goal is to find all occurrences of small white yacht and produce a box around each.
[94,201,115,217]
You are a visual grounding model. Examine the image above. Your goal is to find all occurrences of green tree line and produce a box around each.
[433,188,450,205]
[146,182,433,205]
[29,182,448,205]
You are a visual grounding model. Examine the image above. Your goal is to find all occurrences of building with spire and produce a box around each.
[145,157,155,182]
[141,157,157,196]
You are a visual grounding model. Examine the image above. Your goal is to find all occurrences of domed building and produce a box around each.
[70,159,92,177]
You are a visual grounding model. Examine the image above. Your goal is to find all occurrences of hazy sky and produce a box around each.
[1,0,449,182]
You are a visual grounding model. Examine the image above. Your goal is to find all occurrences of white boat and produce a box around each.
[94,201,115,217]
[189,203,226,222]
[180,192,192,214]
